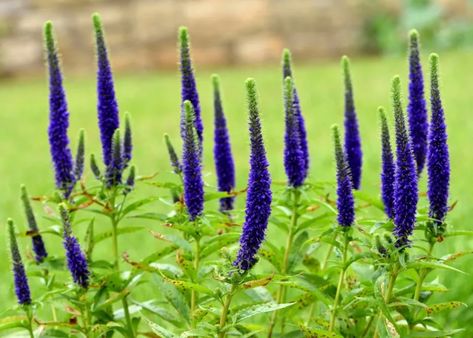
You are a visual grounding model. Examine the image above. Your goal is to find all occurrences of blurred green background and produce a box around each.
[1,0,473,334]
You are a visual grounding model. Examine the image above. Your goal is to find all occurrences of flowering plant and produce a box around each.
[1,15,468,338]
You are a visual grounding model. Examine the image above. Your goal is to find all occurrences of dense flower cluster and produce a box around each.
[407,30,429,175]
[332,125,355,227]
[8,220,31,305]
[234,79,272,270]
[282,49,309,180]
[392,76,419,247]
[60,205,90,288]
[341,56,363,190]
[93,13,120,167]
[212,75,236,212]
[427,54,450,225]
[182,101,204,221]
[379,107,395,220]
[44,21,75,197]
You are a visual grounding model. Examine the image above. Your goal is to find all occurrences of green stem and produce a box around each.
[267,189,300,338]
[373,264,400,338]
[191,237,201,328]
[218,285,237,338]
[413,243,435,301]
[111,220,119,270]
[321,233,338,271]
[328,234,350,332]
[25,306,34,338]
[122,296,135,337]
[361,315,375,338]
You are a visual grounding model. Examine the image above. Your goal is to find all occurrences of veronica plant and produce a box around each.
[3,19,469,338]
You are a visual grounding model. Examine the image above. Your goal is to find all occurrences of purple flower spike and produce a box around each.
[93,13,120,166]
[342,56,363,190]
[212,74,236,212]
[74,129,85,181]
[59,205,90,288]
[44,21,75,197]
[21,185,48,263]
[179,27,203,149]
[8,219,32,305]
[122,113,132,168]
[427,54,450,225]
[392,76,418,247]
[182,101,204,221]
[407,30,428,175]
[283,77,305,187]
[282,49,309,179]
[332,125,355,227]
[105,130,123,188]
[379,107,395,220]
[164,134,182,174]
[234,79,272,271]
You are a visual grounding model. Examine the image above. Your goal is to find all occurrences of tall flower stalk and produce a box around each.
[21,185,48,263]
[342,56,363,189]
[283,77,305,187]
[415,54,450,303]
[407,30,428,175]
[59,205,90,288]
[105,130,123,188]
[233,79,272,270]
[329,125,354,332]
[212,74,236,213]
[8,219,34,338]
[392,76,418,247]
[282,49,309,179]
[222,78,271,338]
[179,27,203,148]
[268,77,305,336]
[182,101,204,221]
[44,21,75,198]
[427,53,450,230]
[93,13,120,167]
[379,107,395,220]
[74,129,86,181]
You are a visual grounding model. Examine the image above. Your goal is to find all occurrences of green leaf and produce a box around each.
[200,233,240,259]
[242,275,274,289]
[425,301,466,314]
[143,317,176,338]
[445,230,473,237]
[409,329,465,337]
[204,191,234,202]
[121,196,160,217]
[132,300,181,327]
[441,250,473,262]
[143,245,178,264]
[162,276,213,294]
[233,302,294,322]
[298,323,343,338]
[151,232,193,254]
[94,226,146,243]
[406,261,466,274]
[0,316,27,331]
[127,212,168,221]
[152,275,190,324]
[353,190,385,211]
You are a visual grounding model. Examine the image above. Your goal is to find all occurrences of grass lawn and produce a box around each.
[0,50,472,332]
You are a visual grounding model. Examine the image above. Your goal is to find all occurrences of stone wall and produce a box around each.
[0,0,470,77]
[0,0,368,76]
